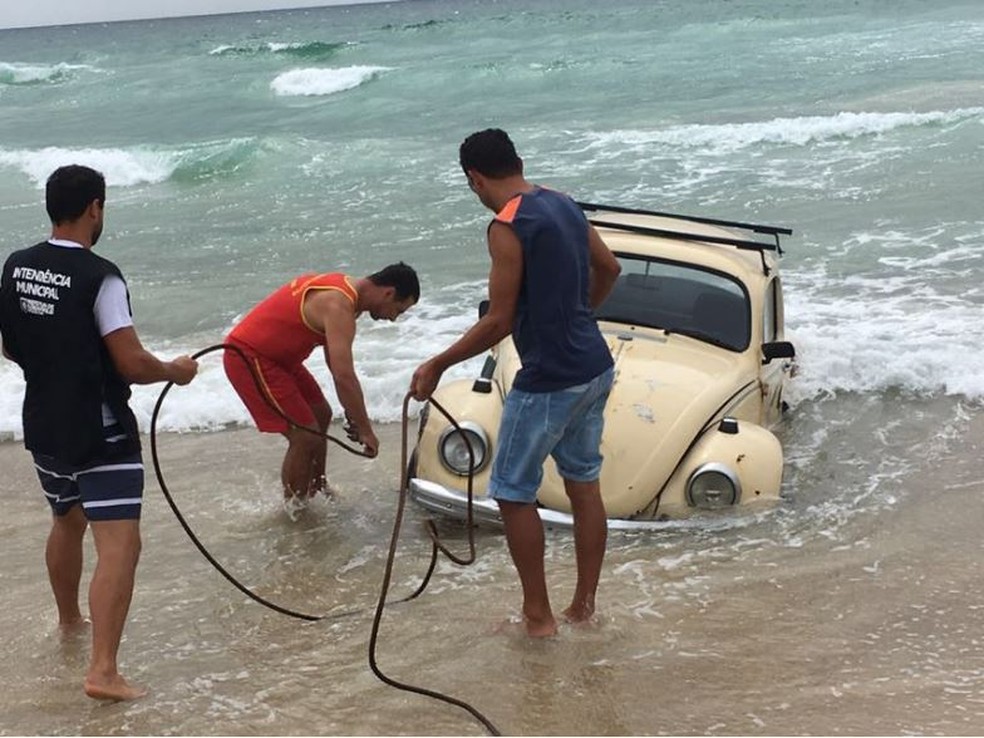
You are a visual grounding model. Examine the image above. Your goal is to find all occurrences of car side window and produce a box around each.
[763,279,777,343]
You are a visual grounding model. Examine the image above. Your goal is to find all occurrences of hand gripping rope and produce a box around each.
[150,343,500,736]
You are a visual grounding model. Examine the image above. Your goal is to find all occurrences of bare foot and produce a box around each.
[58,618,91,639]
[525,616,558,638]
[562,604,598,627]
[492,614,558,638]
[310,475,332,498]
[320,479,338,500]
[84,673,147,702]
[491,615,526,636]
[282,494,309,521]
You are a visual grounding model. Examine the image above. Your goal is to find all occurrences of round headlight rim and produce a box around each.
[685,462,742,508]
[437,421,490,477]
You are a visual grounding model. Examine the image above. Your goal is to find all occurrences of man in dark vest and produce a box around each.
[410,129,622,637]
[0,165,197,701]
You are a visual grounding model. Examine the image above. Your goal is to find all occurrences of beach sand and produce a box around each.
[2,413,984,735]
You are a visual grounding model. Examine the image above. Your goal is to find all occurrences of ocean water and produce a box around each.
[1,1,984,735]
[1,0,982,432]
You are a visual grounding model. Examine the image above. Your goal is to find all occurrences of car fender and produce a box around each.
[414,378,503,493]
[641,418,783,517]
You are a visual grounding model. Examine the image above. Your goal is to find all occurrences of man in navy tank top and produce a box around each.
[411,129,621,637]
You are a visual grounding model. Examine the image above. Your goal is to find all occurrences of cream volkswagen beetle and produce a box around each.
[409,202,796,530]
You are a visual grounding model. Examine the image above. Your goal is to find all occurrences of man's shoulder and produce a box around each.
[86,249,123,274]
[518,187,581,217]
[4,241,49,265]
[67,249,126,285]
[303,287,356,339]
[529,185,574,203]
[6,242,123,273]
[307,283,356,310]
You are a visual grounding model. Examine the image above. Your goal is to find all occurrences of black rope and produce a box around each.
[149,343,500,735]
[367,394,500,736]
[149,343,366,621]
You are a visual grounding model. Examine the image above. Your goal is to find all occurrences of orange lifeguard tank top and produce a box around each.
[228,272,357,366]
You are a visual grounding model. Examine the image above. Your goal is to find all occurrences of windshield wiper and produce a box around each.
[674,329,740,352]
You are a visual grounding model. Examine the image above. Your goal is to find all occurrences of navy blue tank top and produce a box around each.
[494,187,613,392]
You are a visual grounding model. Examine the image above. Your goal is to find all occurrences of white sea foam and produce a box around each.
[2,227,981,437]
[786,290,984,404]
[0,286,484,438]
[0,62,96,85]
[0,138,258,189]
[0,146,176,188]
[2,264,981,439]
[208,40,348,57]
[784,228,984,405]
[3,247,983,437]
[211,42,293,55]
[581,108,984,156]
[267,43,304,53]
[269,66,388,97]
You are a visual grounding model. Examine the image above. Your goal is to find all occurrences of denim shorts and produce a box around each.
[488,367,614,504]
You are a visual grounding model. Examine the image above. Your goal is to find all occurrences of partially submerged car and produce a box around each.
[410,202,796,530]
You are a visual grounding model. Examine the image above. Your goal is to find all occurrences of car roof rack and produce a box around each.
[577,201,791,259]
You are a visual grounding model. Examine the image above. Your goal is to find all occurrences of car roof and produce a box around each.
[582,205,786,283]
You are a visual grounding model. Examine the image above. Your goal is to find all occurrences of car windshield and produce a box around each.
[595,254,750,351]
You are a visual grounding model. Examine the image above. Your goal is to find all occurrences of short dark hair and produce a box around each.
[46,165,106,225]
[459,128,522,179]
[368,262,420,302]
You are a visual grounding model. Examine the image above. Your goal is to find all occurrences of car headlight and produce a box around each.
[438,422,490,476]
[686,463,741,508]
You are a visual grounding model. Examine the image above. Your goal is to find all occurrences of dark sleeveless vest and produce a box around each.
[493,188,613,392]
[0,242,140,464]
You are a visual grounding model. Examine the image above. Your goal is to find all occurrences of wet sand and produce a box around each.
[1,410,984,735]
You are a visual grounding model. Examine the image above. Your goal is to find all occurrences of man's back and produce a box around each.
[0,242,138,463]
[227,272,357,366]
[494,187,613,392]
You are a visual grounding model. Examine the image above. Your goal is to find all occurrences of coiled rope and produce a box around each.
[150,343,500,735]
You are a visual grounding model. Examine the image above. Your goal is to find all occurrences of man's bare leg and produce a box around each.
[497,500,557,637]
[46,505,88,629]
[562,478,607,624]
[84,519,145,701]
[308,401,332,497]
[280,427,323,500]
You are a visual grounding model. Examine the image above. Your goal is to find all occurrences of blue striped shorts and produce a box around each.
[32,450,144,521]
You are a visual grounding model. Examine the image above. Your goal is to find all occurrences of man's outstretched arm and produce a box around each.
[103,327,197,385]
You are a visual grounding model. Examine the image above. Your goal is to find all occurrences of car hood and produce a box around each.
[498,329,756,512]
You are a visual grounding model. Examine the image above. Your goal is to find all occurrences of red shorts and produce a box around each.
[223,341,327,434]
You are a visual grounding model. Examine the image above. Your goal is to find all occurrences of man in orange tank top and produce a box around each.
[223,263,419,511]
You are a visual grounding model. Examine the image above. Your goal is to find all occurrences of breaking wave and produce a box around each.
[270,66,389,97]
[784,224,984,405]
[208,40,348,60]
[583,108,984,155]
[0,138,262,188]
[0,62,97,86]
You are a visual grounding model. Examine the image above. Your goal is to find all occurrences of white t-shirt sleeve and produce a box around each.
[94,275,134,337]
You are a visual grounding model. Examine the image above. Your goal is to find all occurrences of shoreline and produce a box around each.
[0,420,414,503]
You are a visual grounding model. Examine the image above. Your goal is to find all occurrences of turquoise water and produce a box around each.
[1,0,983,430]
[2,3,984,735]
